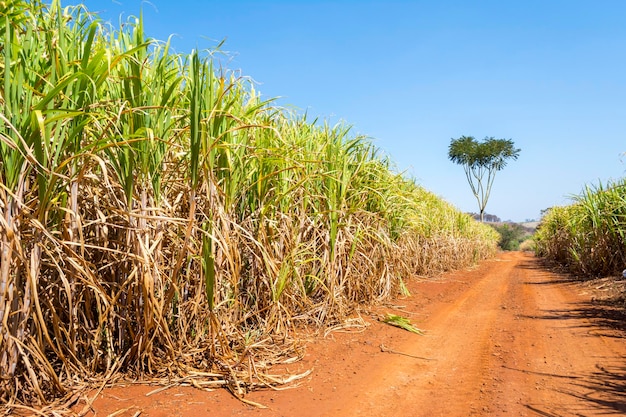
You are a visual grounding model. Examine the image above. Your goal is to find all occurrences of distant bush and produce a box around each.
[518,238,536,252]
[491,223,532,251]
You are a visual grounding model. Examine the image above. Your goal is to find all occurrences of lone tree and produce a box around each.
[448,136,520,222]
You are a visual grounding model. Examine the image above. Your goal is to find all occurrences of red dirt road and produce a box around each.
[85,252,626,416]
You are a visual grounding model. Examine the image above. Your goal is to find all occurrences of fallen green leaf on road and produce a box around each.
[382,314,424,335]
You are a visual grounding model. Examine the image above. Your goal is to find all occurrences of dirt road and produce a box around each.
[87,252,626,416]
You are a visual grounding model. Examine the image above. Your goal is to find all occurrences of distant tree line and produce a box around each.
[468,213,501,223]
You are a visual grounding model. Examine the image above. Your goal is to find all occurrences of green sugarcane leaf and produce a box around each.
[382,314,424,335]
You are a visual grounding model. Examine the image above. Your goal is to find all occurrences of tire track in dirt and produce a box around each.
[350,256,517,417]
[373,252,626,417]
[84,252,626,417]
[502,256,626,416]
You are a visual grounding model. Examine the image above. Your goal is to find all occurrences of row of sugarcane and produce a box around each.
[0,0,499,407]
[535,179,626,277]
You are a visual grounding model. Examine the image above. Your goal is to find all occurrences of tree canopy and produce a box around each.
[448,136,520,221]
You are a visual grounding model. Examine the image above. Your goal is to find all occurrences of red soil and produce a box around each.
[78,252,626,416]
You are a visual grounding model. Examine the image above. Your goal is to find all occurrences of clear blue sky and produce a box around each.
[66,0,626,222]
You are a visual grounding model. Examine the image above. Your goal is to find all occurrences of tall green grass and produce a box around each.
[535,179,626,277]
[0,0,498,409]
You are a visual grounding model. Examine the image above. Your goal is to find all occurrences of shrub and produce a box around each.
[491,223,532,251]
